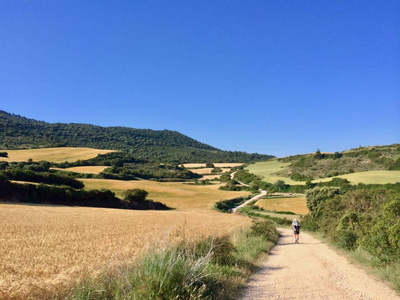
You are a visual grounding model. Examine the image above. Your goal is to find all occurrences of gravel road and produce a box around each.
[238,228,399,300]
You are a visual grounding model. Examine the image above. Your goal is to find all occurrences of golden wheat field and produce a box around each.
[51,166,109,174]
[255,197,309,215]
[0,147,115,163]
[81,178,250,209]
[0,204,251,299]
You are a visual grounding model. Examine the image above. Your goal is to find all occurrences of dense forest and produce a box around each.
[0,110,274,163]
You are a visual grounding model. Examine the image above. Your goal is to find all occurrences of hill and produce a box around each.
[0,110,274,163]
[277,145,400,181]
[246,145,400,186]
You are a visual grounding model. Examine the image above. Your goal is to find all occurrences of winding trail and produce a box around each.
[232,190,266,213]
[238,228,399,300]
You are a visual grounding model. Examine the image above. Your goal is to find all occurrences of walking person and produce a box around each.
[292,218,300,243]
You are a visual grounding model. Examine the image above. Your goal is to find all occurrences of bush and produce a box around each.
[123,189,148,203]
[250,219,279,242]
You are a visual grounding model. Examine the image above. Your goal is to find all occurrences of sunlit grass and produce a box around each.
[255,197,309,215]
[0,204,251,299]
[81,178,251,209]
[0,147,115,163]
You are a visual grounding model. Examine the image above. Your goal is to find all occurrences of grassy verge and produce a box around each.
[349,248,400,292]
[60,219,279,300]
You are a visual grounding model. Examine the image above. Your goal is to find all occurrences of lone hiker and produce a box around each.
[292,218,301,243]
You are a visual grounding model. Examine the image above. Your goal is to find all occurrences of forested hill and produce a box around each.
[0,110,274,163]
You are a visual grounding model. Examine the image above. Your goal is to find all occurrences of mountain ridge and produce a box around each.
[0,110,274,163]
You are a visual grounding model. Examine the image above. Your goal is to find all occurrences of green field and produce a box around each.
[247,161,400,185]
[315,170,400,185]
[246,160,302,185]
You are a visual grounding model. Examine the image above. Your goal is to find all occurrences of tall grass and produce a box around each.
[350,248,400,293]
[63,220,279,300]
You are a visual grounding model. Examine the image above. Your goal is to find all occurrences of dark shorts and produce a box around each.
[294,230,300,235]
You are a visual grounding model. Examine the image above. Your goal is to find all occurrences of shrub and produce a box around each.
[250,219,279,242]
[123,189,148,203]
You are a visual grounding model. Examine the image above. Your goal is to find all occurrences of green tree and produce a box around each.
[306,187,341,219]
[123,189,148,203]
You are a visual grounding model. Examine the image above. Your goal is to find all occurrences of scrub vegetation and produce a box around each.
[62,219,278,300]
[302,186,400,292]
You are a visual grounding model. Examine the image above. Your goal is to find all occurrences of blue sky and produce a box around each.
[1,1,399,157]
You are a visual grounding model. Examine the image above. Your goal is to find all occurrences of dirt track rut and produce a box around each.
[238,228,399,300]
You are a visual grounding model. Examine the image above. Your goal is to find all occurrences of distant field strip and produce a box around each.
[314,170,400,185]
[0,204,251,299]
[190,167,231,175]
[247,161,400,185]
[246,161,301,185]
[51,166,109,174]
[183,163,244,168]
[81,178,251,209]
[0,147,115,163]
[255,197,309,215]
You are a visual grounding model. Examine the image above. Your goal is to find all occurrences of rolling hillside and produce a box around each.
[246,145,400,185]
[0,110,274,163]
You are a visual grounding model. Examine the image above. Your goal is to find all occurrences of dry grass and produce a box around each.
[0,204,251,299]
[51,166,109,174]
[201,175,221,180]
[255,197,309,215]
[182,163,244,168]
[0,147,115,163]
[81,178,250,209]
[190,167,231,175]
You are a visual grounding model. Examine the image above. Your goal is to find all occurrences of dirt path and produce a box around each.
[232,190,266,213]
[238,228,399,300]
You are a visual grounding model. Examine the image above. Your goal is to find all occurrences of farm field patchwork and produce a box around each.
[247,161,400,185]
[81,178,251,209]
[0,147,115,163]
[0,204,251,299]
[255,197,309,215]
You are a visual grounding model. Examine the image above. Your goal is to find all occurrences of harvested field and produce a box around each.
[51,166,109,174]
[0,147,115,163]
[201,175,221,180]
[255,197,309,215]
[190,167,231,175]
[0,204,251,299]
[81,179,251,209]
[182,163,244,168]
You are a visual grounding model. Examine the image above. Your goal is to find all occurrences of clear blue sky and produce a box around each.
[1,1,399,157]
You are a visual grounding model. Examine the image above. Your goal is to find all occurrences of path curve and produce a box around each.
[232,190,266,213]
[238,228,399,300]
